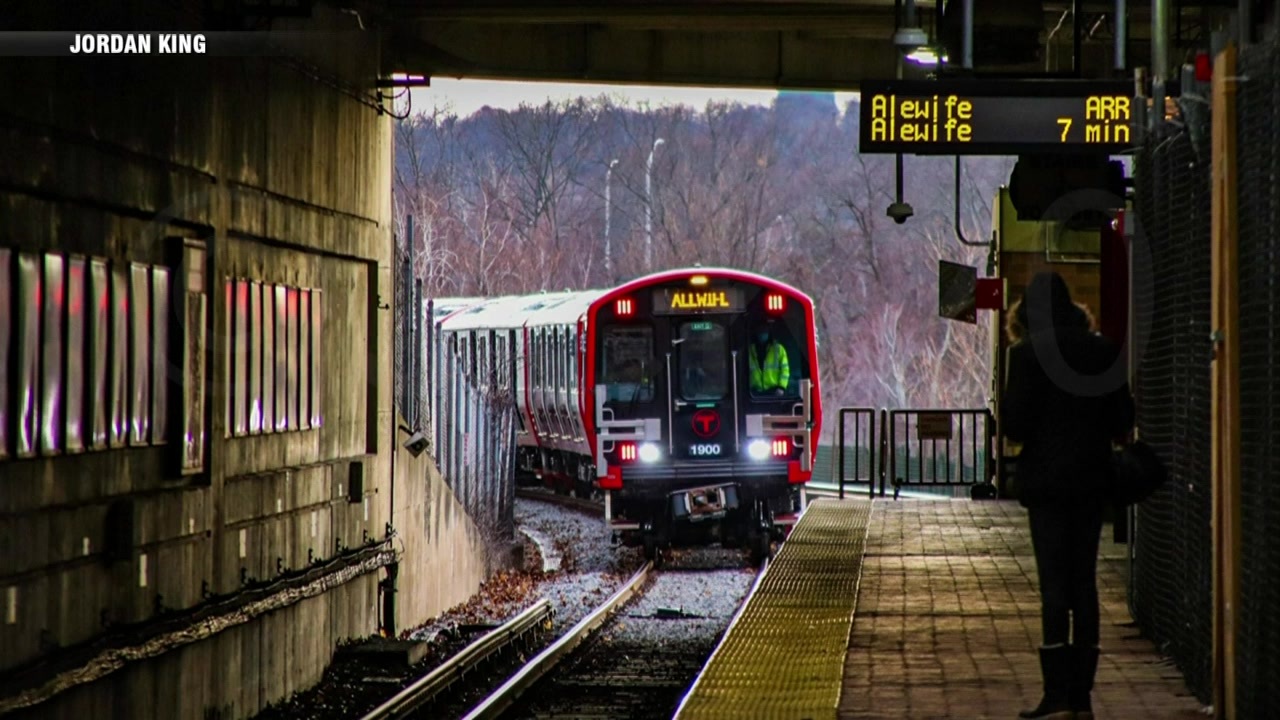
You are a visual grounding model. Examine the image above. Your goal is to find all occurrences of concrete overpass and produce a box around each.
[0,1,1245,719]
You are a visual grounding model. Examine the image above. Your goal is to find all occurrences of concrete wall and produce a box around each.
[0,4,492,718]
[390,437,491,633]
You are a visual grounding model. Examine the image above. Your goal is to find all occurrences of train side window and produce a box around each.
[558,328,566,391]
[568,330,576,391]
[600,325,655,403]
[532,330,539,389]
[676,320,728,401]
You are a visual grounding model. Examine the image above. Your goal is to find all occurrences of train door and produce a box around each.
[667,316,737,462]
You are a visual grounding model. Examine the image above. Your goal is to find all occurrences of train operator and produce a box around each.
[749,318,790,396]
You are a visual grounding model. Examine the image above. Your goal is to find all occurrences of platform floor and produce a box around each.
[679,498,1209,720]
[839,500,1207,719]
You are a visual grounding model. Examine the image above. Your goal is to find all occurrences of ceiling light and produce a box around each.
[905,47,948,66]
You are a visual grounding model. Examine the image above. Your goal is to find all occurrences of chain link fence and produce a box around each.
[428,323,517,545]
[1236,38,1280,719]
[394,235,516,546]
[1131,95,1214,703]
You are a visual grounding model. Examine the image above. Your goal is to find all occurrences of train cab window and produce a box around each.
[748,317,803,399]
[601,326,655,403]
[676,321,729,401]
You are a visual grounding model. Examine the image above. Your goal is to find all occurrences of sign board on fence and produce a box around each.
[916,412,953,440]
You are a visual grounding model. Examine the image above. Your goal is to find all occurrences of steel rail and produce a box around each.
[358,598,553,720]
[459,561,654,720]
[514,487,603,515]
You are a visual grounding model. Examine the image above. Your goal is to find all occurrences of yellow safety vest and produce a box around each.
[749,342,790,392]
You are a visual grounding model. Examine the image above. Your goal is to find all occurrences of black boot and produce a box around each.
[1069,645,1100,720]
[1019,645,1075,719]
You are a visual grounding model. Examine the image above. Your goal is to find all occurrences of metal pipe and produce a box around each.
[895,153,904,205]
[1152,0,1170,84]
[954,156,991,246]
[963,0,973,70]
[1073,0,1083,76]
[1240,0,1252,45]
[1115,0,1127,71]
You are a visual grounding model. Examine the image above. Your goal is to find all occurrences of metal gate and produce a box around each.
[833,406,995,499]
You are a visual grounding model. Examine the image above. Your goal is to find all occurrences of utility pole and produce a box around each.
[645,138,665,271]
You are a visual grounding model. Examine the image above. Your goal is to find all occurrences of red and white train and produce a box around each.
[433,268,822,561]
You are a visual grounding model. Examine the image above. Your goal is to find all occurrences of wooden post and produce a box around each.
[1209,43,1240,720]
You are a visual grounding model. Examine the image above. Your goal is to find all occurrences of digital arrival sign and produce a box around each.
[858,79,1135,155]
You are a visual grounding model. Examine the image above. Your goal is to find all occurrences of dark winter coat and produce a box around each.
[1002,326,1136,508]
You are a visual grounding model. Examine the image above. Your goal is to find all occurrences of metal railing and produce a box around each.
[429,327,518,543]
[835,407,878,499]
[884,408,994,499]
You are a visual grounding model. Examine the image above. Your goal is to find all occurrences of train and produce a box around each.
[431,268,822,562]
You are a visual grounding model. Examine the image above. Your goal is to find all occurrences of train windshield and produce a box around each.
[676,320,728,401]
[600,326,655,403]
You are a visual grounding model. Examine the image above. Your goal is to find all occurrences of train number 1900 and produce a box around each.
[688,443,722,457]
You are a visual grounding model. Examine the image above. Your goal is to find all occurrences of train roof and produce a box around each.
[437,290,601,332]
[611,267,813,303]
[428,296,486,322]
[524,290,603,327]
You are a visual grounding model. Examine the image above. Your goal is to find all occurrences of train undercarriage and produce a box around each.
[518,447,805,566]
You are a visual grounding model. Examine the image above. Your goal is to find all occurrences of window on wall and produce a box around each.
[0,249,11,460]
[0,249,175,462]
[41,253,65,455]
[180,242,207,474]
[88,258,109,451]
[222,277,324,438]
[66,256,86,454]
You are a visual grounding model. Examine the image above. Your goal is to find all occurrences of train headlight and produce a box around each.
[747,439,770,461]
[639,443,661,463]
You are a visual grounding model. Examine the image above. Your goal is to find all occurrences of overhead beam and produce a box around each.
[389,23,903,90]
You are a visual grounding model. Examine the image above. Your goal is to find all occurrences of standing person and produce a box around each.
[1002,272,1135,720]
[749,319,790,395]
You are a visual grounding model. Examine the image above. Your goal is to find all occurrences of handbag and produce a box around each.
[1111,440,1169,505]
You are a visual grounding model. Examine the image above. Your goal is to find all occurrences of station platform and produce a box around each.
[676,498,1208,720]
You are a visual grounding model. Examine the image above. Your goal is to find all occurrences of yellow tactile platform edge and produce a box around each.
[676,498,872,720]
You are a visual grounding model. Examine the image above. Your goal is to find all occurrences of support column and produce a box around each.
[1209,42,1240,720]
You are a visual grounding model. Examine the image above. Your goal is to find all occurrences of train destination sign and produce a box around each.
[653,287,745,315]
[858,79,1135,155]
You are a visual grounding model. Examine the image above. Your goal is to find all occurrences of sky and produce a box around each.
[406,78,860,118]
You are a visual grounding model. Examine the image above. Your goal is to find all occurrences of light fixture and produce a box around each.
[748,440,770,461]
[905,47,948,66]
[892,27,928,51]
[615,297,635,317]
[771,438,791,457]
[690,275,709,286]
[639,443,661,463]
[618,442,637,462]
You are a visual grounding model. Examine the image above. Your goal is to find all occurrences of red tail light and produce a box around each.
[765,293,786,314]
[615,297,635,317]
[771,438,791,457]
[618,442,637,462]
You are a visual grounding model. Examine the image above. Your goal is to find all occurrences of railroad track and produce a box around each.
[357,600,555,720]
[358,562,652,720]
[514,486,603,515]
[462,555,763,720]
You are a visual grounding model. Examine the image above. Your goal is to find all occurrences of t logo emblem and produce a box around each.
[691,409,720,439]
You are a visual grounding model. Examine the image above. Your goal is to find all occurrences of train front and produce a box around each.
[583,269,821,560]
